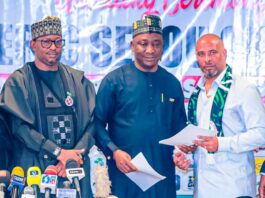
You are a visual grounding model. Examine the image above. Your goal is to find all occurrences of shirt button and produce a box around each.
[149,97,153,100]
[149,84,153,87]
[150,110,154,113]
[44,154,48,159]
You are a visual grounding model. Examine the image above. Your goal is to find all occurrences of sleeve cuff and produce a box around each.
[41,139,61,158]
[217,137,231,152]
[107,142,119,153]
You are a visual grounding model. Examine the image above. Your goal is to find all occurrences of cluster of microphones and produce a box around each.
[0,159,85,198]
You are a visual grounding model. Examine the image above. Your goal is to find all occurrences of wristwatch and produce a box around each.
[53,147,62,158]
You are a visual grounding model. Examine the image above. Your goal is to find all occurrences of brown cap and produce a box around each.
[31,16,62,40]
[132,15,162,38]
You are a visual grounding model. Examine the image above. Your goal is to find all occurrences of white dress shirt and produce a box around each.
[193,68,265,198]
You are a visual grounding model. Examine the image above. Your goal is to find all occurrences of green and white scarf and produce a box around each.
[188,65,233,137]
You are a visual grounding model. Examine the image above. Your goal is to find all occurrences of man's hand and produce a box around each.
[173,152,191,171]
[113,150,137,173]
[193,136,218,152]
[259,175,265,198]
[178,145,197,153]
[57,149,84,167]
[55,161,67,178]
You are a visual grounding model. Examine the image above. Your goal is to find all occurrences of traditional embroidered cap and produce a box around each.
[31,16,62,40]
[132,15,162,38]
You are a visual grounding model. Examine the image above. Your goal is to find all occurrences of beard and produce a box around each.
[203,70,219,78]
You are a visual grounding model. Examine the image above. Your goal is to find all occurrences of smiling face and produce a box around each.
[196,34,227,80]
[131,33,163,72]
[30,34,63,71]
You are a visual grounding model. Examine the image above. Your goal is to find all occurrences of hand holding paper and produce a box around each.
[173,152,191,171]
[125,152,166,191]
[193,135,219,152]
[113,149,137,173]
[159,124,215,146]
[178,144,197,153]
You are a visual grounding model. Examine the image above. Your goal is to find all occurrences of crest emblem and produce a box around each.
[65,91,74,107]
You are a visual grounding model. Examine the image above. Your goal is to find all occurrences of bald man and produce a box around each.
[174,34,265,198]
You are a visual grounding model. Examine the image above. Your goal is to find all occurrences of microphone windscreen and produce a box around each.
[0,170,10,184]
[23,186,35,195]
[66,159,78,169]
[44,165,58,175]
[27,167,41,186]
[11,167,24,177]
[63,181,71,189]
[8,166,25,192]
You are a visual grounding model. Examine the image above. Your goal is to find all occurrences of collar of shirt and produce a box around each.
[197,67,228,91]
[196,68,228,131]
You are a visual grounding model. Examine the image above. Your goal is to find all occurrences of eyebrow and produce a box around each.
[137,39,162,42]
[197,49,217,52]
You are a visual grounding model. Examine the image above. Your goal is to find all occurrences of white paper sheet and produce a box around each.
[159,124,215,146]
[125,152,166,191]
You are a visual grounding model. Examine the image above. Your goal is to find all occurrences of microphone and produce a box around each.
[66,159,85,198]
[39,166,58,198]
[21,186,35,198]
[0,170,10,198]
[94,165,112,198]
[56,181,76,198]
[63,181,71,189]
[27,166,41,196]
[0,183,6,198]
[0,170,10,185]
[8,166,25,198]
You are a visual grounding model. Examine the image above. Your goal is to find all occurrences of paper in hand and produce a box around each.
[159,124,215,146]
[125,152,166,191]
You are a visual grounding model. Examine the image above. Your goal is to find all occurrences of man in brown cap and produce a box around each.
[95,15,187,198]
[0,16,95,197]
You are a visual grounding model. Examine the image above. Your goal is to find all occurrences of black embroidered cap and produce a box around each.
[132,15,162,38]
[31,16,62,40]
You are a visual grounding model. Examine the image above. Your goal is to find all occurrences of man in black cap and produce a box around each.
[0,16,95,197]
[95,15,187,198]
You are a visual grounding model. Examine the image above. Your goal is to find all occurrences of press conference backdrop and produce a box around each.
[1,0,265,197]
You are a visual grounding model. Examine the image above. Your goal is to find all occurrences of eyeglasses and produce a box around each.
[35,39,65,48]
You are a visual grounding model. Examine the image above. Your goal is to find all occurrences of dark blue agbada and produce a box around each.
[95,63,187,198]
